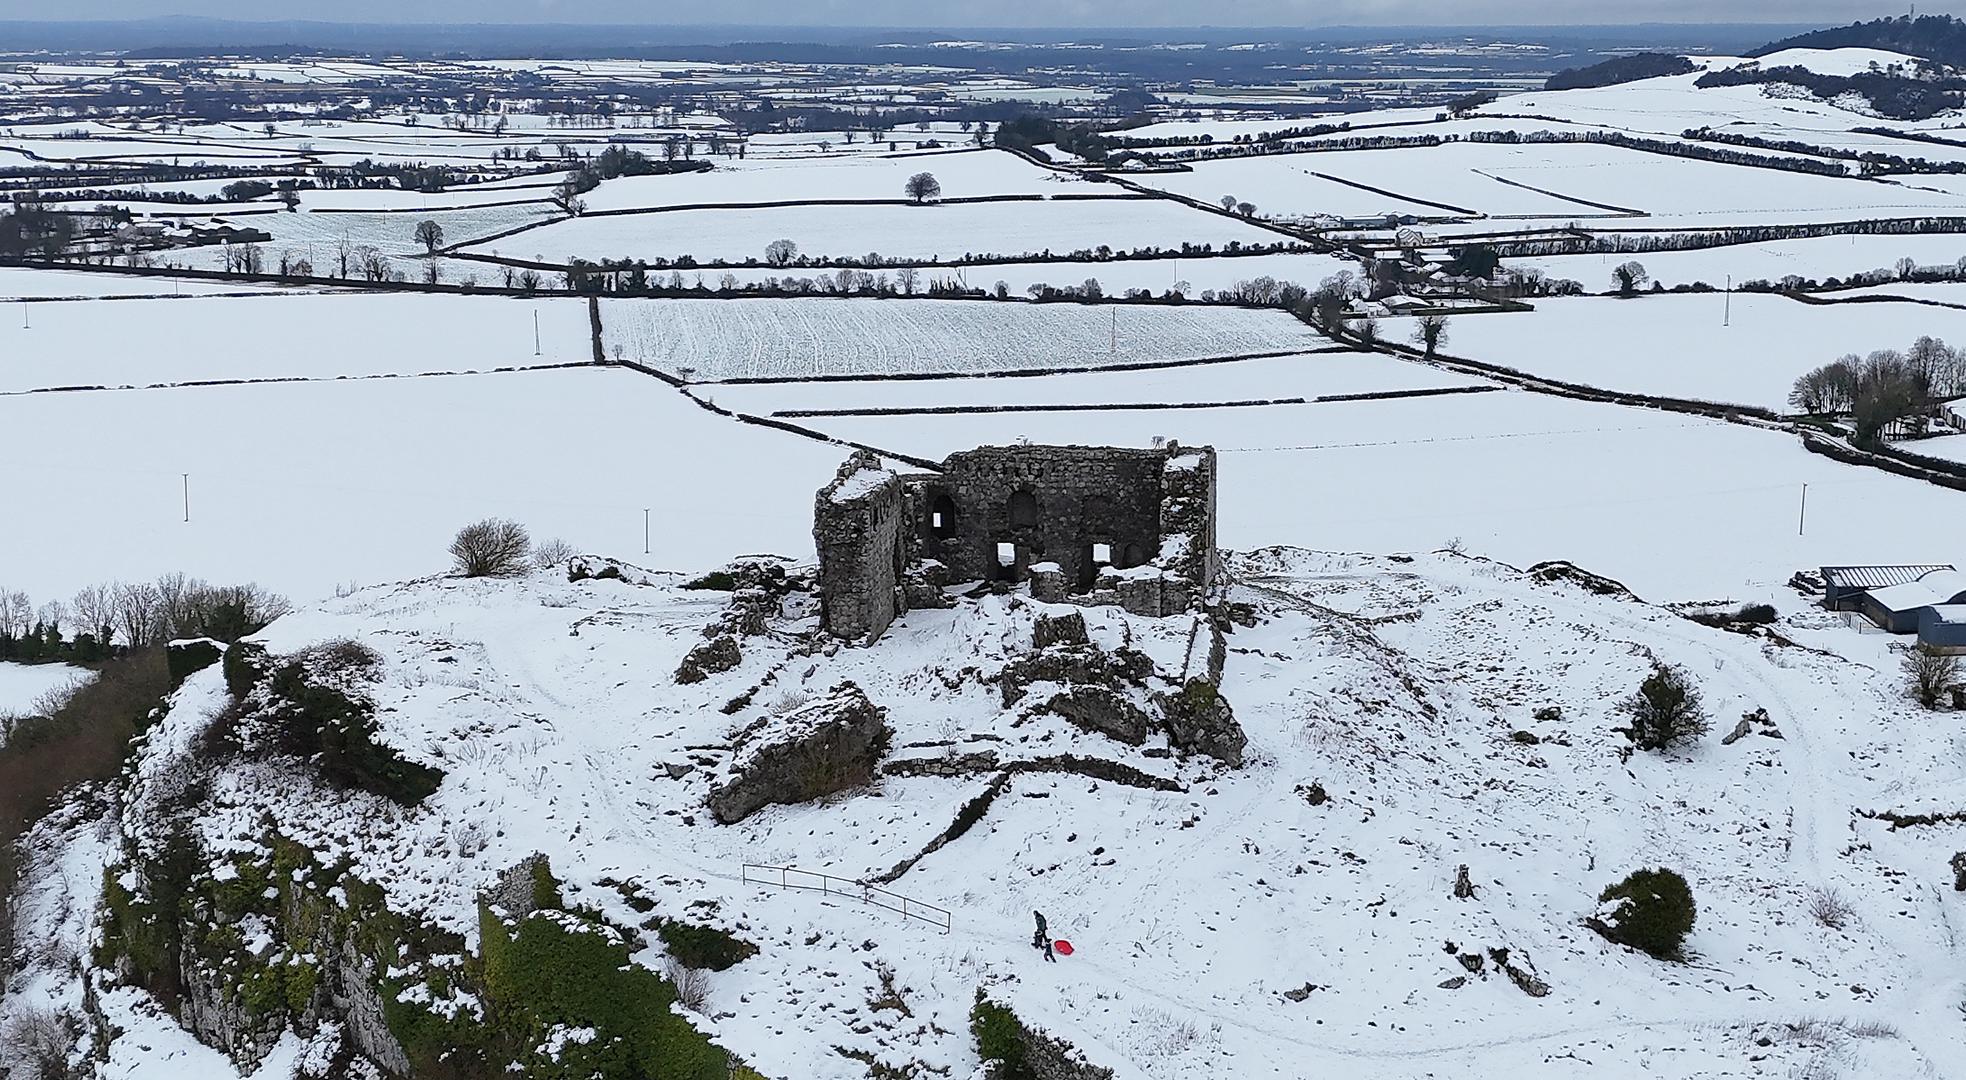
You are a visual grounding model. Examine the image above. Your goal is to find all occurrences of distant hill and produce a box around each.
[1545,52,1697,91]
[1752,14,1966,68]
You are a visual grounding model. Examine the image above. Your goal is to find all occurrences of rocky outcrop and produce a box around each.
[707,682,891,823]
[1952,851,1966,891]
[1045,686,1151,745]
[1155,678,1246,767]
[675,635,742,684]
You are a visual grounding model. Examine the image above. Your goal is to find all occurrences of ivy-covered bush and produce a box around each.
[653,918,758,972]
[223,639,444,805]
[1589,867,1697,960]
[971,991,1034,1080]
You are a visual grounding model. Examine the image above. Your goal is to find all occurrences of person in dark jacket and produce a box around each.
[1033,911,1055,961]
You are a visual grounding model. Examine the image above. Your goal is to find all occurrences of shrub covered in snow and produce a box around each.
[1589,868,1697,960]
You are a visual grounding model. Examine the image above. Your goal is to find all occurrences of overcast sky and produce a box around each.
[25,1,1912,27]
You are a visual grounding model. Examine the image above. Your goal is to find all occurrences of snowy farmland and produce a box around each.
[579,148,1103,211]
[1,293,594,392]
[469,197,1286,265]
[699,349,1493,415]
[1511,231,1966,289]
[602,297,1329,379]
[1384,291,1966,412]
[0,367,846,601]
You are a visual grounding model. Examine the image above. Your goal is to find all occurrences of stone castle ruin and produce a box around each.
[814,443,1219,643]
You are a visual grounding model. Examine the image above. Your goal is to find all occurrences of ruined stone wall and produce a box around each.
[1157,445,1219,608]
[814,452,906,643]
[915,446,1168,591]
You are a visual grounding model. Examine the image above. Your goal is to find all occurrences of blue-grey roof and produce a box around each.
[1821,565,1955,590]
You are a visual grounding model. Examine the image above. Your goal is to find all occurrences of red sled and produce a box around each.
[1053,940,1073,956]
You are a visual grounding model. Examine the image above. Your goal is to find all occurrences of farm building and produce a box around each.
[1819,564,1955,612]
[1918,606,1966,654]
[1855,568,1966,633]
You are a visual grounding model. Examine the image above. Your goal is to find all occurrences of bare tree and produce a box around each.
[113,581,160,648]
[1903,644,1960,709]
[1236,201,1256,218]
[765,238,798,267]
[70,584,114,644]
[896,266,920,295]
[449,519,533,577]
[335,235,354,279]
[532,537,576,570]
[356,246,391,282]
[414,219,445,256]
[0,590,29,639]
[1412,314,1449,358]
[1896,255,1918,280]
[904,171,942,203]
[1612,260,1649,296]
[550,176,587,216]
[1219,194,1237,211]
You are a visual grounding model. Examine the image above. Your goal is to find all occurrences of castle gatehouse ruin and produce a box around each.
[814,443,1219,643]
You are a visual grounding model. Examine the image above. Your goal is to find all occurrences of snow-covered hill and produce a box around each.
[6,546,1962,1079]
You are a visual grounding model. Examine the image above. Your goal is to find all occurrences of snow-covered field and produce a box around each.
[1386,291,1966,412]
[0,367,846,602]
[0,268,306,300]
[701,250,1358,298]
[1,294,594,392]
[700,349,1492,414]
[188,203,557,267]
[1129,155,1463,221]
[0,661,88,720]
[1512,231,1966,288]
[602,297,1330,379]
[472,197,1284,265]
[579,148,1102,211]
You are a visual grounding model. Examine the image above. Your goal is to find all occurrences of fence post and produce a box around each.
[901,896,909,921]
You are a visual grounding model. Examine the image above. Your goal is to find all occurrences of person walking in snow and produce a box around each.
[1033,911,1055,962]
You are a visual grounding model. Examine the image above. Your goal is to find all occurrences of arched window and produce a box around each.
[1008,489,1040,528]
[929,493,957,538]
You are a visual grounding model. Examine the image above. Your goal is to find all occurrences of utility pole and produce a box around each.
[1109,307,1117,354]
[1798,482,1808,536]
[182,473,190,523]
[643,508,650,554]
[534,309,542,356]
[21,302,28,330]
[1723,275,1731,327]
